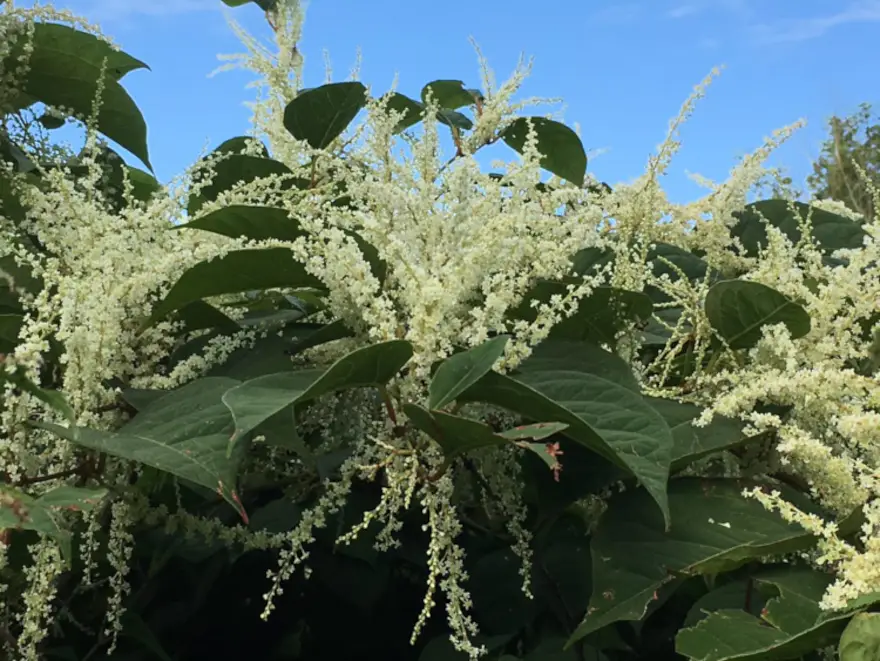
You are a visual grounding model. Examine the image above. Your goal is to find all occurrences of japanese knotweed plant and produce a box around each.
[1,1,879,660]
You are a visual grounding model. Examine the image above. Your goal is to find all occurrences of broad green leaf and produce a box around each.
[677,567,855,661]
[187,154,295,215]
[511,284,652,348]
[384,92,424,133]
[3,365,75,423]
[429,336,509,410]
[0,484,107,560]
[29,23,148,80]
[732,199,867,257]
[404,404,503,456]
[346,230,387,284]
[37,378,248,519]
[567,479,818,646]
[421,80,479,109]
[840,613,880,661]
[147,247,323,326]
[37,113,65,129]
[461,340,673,525]
[178,205,304,242]
[222,0,277,8]
[175,301,240,334]
[644,397,749,470]
[5,23,151,168]
[436,108,474,131]
[283,82,368,150]
[502,117,587,186]
[705,280,811,350]
[126,166,162,203]
[287,319,355,355]
[223,340,413,445]
[498,421,569,441]
[0,313,23,351]
[648,243,710,282]
[682,579,769,628]
[213,135,270,158]
[405,405,562,458]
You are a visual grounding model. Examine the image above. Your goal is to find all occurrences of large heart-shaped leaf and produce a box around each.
[404,405,564,459]
[461,339,673,525]
[566,479,820,647]
[512,284,653,348]
[37,378,247,518]
[147,247,324,326]
[177,205,304,242]
[502,117,587,186]
[731,199,867,257]
[187,154,295,215]
[223,340,413,446]
[383,92,424,133]
[839,613,880,661]
[283,82,368,150]
[4,23,151,168]
[644,397,750,470]
[0,484,107,560]
[705,280,811,350]
[420,80,480,109]
[676,567,857,661]
[428,336,509,410]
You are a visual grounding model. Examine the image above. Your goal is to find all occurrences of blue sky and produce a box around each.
[22,0,880,203]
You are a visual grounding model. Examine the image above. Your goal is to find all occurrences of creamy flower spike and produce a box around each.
[3,0,880,658]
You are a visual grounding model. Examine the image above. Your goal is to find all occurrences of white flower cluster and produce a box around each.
[2,0,880,657]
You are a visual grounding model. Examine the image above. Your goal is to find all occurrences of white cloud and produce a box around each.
[752,0,880,43]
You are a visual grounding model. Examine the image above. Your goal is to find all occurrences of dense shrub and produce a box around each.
[1,1,879,660]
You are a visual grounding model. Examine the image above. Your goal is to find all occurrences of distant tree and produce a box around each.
[807,102,880,221]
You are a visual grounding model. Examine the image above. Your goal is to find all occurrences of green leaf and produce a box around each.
[384,92,424,133]
[283,82,368,150]
[732,199,867,257]
[648,243,710,282]
[840,613,880,661]
[187,154,294,215]
[421,80,479,109]
[436,108,474,131]
[213,135,270,158]
[126,166,162,203]
[566,479,819,646]
[644,397,749,470]
[405,405,562,458]
[223,340,413,445]
[175,301,240,334]
[286,319,355,356]
[705,280,811,350]
[6,23,151,168]
[513,284,653,348]
[222,0,277,8]
[428,336,509,410]
[0,313,23,351]
[677,567,855,661]
[0,484,106,560]
[461,340,673,525]
[2,365,75,423]
[147,247,323,326]
[498,421,569,441]
[502,117,587,186]
[177,205,305,242]
[37,113,65,130]
[36,378,248,519]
